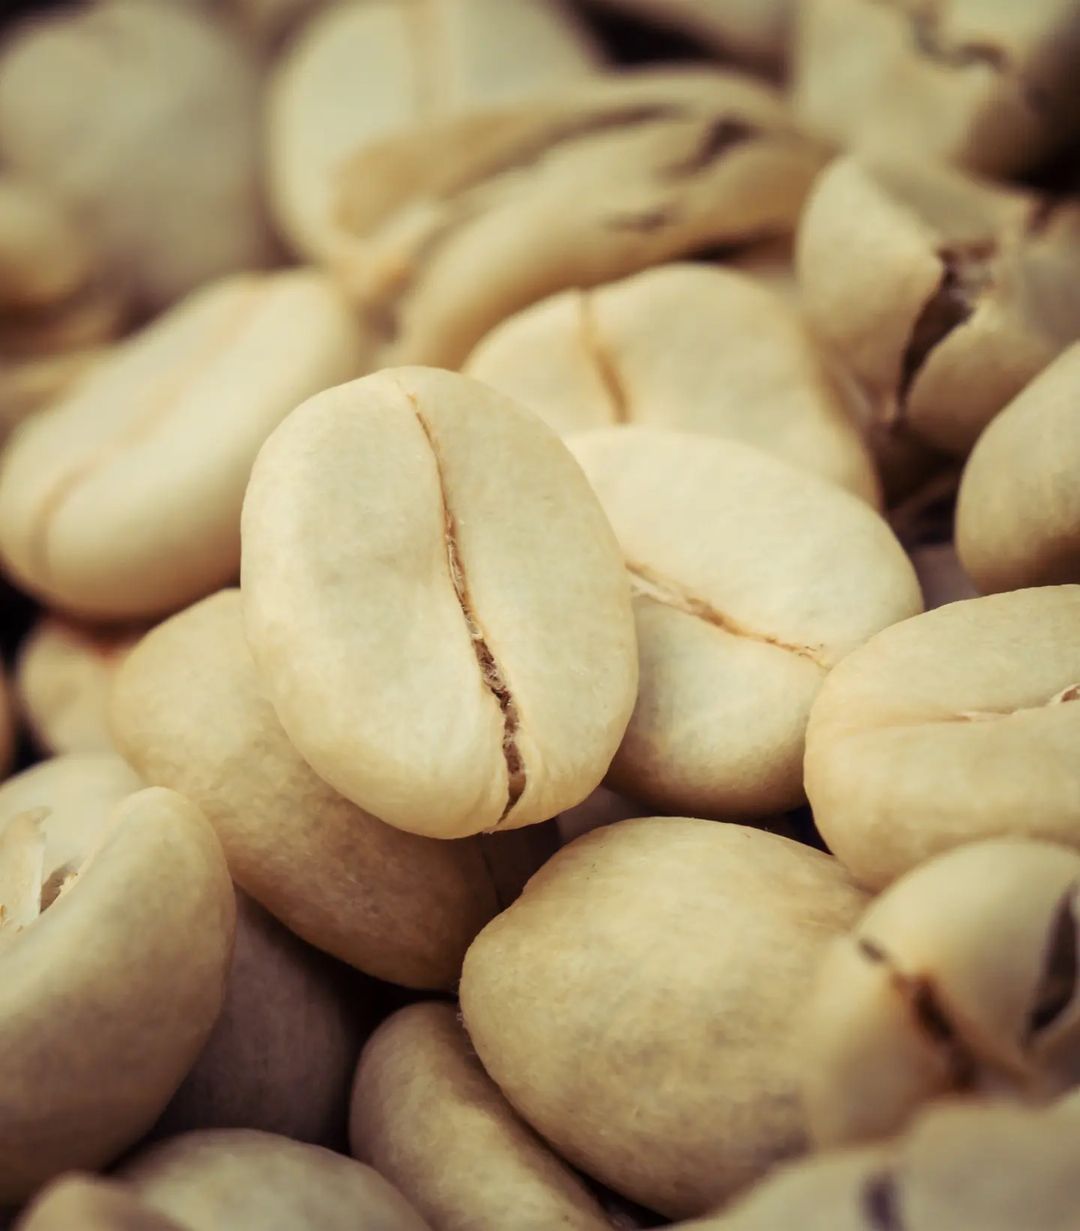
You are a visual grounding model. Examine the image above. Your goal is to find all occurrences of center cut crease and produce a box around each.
[406,389,526,823]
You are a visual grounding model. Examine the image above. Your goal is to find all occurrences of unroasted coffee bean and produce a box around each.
[796,154,1080,457]
[465,263,880,503]
[351,1001,612,1230]
[16,618,142,755]
[0,0,273,308]
[266,0,600,261]
[110,588,534,988]
[793,0,1080,177]
[568,427,920,819]
[0,785,234,1201]
[241,367,638,839]
[154,892,362,1148]
[956,343,1080,593]
[15,1175,185,1231]
[120,1130,432,1231]
[0,269,362,620]
[805,586,1080,889]
[335,70,829,367]
[459,817,867,1218]
[804,839,1080,1147]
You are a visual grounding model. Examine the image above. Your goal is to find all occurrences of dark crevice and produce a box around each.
[897,242,996,404]
[664,116,758,177]
[405,387,526,823]
[856,934,976,1090]
[1028,886,1079,1039]
[605,206,679,233]
[863,1171,905,1231]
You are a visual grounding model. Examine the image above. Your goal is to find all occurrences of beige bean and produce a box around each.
[466,263,880,503]
[0,1,272,308]
[957,343,1080,592]
[110,588,536,988]
[793,0,1080,177]
[805,839,1080,1147]
[350,1001,611,1231]
[0,349,105,443]
[459,817,868,1219]
[155,891,362,1148]
[0,269,362,621]
[120,1129,432,1231]
[0,786,235,1202]
[796,154,1080,456]
[804,586,1080,889]
[266,0,600,262]
[16,618,143,755]
[240,367,638,839]
[567,427,920,819]
[15,1175,185,1231]
[335,70,829,368]
[674,1098,1080,1231]
[0,176,98,314]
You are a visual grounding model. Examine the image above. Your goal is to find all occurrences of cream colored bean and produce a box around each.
[240,367,638,839]
[350,1002,611,1231]
[15,1175,185,1231]
[459,817,868,1219]
[120,1130,432,1231]
[0,269,362,621]
[793,0,1080,177]
[805,586,1080,889]
[335,70,828,368]
[805,839,1080,1147]
[0,787,235,1202]
[568,427,920,819]
[155,892,361,1148]
[16,618,143,755]
[110,588,541,988]
[266,0,600,262]
[466,264,880,503]
[796,155,1080,457]
[957,343,1080,592]
[0,1,272,309]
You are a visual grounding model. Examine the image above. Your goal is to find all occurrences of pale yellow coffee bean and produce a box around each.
[15,1175,186,1231]
[266,0,600,262]
[241,367,638,839]
[460,817,868,1219]
[120,1129,432,1231]
[350,1001,611,1231]
[805,839,1080,1148]
[16,617,143,755]
[0,0,272,308]
[155,891,361,1147]
[0,349,104,442]
[796,154,1080,458]
[335,70,829,368]
[0,268,363,621]
[567,427,920,819]
[586,0,792,67]
[0,175,98,314]
[805,586,1080,890]
[0,753,143,883]
[957,343,1080,593]
[111,588,534,988]
[466,263,879,503]
[0,786,235,1202]
[670,1146,891,1231]
[908,542,978,610]
[674,1098,1080,1231]
[793,0,1080,177]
